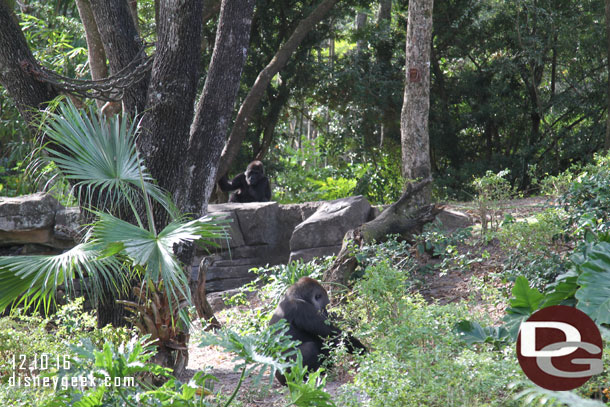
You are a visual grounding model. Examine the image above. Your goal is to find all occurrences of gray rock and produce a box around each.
[205,210,245,249]
[233,202,279,246]
[208,202,279,246]
[289,245,342,263]
[53,207,81,243]
[0,193,60,232]
[436,209,473,231]
[290,196,371,252]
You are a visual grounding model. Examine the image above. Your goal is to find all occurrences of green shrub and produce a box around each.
[472,169,516,234]
[337,261,523,407]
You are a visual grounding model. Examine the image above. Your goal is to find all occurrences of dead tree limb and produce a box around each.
[323,178,442,288]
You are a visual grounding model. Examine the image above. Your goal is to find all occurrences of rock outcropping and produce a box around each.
[0,193,472,292]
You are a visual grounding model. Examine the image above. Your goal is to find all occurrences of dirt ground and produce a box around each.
[179,197,555,406]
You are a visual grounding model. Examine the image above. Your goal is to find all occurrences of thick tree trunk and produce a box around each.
[377,0,392,23]
[138,0,204,224]
[401,0,434,205]
[89,0,148,117]
[604,0,610,151]
[177,0,256,215]
[217,0,338,180]
[75,0,108,110]
[0,2,59,124]
[323,179,440,290]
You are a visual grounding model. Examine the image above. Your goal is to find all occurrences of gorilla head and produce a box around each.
[245,160,265,186]
[270,277,366,385]
[218,160,271,203]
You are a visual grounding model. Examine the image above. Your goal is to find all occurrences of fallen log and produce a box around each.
[323,178,442,288]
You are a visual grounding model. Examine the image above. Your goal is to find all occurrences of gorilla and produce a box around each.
[270,277,366,385]
[218,160,271,203]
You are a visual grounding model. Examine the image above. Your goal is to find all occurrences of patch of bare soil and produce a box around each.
[180,196,554,406]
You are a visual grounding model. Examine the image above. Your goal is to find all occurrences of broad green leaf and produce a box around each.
[575,242,610,324]
[455,320,509,347]
[509,276,544,312]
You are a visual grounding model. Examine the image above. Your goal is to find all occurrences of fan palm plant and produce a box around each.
[0,100,226,372]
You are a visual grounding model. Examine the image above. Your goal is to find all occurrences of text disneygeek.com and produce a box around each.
[6,353,135,389]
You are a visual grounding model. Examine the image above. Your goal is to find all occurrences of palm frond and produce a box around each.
[91,213,228,316]
[0,242,127,314]
[42,100,178,219]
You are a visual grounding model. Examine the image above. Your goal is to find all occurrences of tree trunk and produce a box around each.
[0,1,59,124]
[177,0,256,215]
[192,258,221,329]
[604,0,610,150]
[217,0,338,180]
[355,12,367,54]
[89,0,149,117]
[323,178,440,290]
[138,0,204,224]
[75,0,108,110]
[255,84,291,161]
[377,0,392,23]
[401,0,434,205]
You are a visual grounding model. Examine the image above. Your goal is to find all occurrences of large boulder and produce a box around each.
[0,193,61,246]
[289,196,371,262]
[207,202,279,246]
[436,208,473,231]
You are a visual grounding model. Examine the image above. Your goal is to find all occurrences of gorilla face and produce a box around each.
[310,287,330,315]
[245,161,265,186]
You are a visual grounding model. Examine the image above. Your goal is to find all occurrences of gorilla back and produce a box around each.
[270,277,366,385]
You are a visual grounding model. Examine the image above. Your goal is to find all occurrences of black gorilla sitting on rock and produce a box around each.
[218,160,271,203]
[270,277,366,385]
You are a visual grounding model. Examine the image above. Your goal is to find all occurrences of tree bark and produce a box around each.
[0,1,59,124]
[377,0,392,23]
[89,0,148,117]
[75,0,108,110]
[355,12,367,54]
[177,0,256,215]
[138,0,204,224]
[401,0,434,205]
[604,0,610,151]
[255,83,291,161]
[216,0,338,180]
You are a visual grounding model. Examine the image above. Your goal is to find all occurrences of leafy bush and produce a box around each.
[495,209,569,289]
[338,261,523,407]
[472,169,516,234]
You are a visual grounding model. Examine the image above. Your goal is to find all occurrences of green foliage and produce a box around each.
[199,321,329,406]
[561,153,610,237]
[496,209,568,289]
[514,384,606,407]
[354,235,411,272]
[51,297,96,338]
[269,138,403,205]
[47,335,217,407]
[200,322,298,388]
[472,169,515,234]
[338,260,522,407]
[574,241,610,325]
[0,101,227,319]
[285,353,335,407]
[43,101,177,217]
[454,320,510,350]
